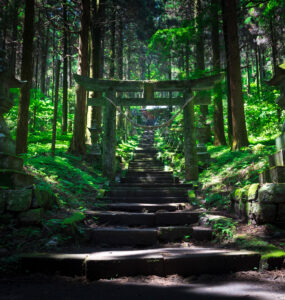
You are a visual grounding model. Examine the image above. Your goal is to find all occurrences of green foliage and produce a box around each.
[211,217,237,242]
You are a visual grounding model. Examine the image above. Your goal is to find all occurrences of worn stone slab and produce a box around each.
[85,211,156,226]
[105,196,188,204]
[156,211,199,226]
[103,203,188,212]
[164,250,260,276]
[108,188,187,198]
[191,226,213,241]
[158,226,192,242]
[20,253,87,276]
[90,228,158,246]
[86,251,164,280]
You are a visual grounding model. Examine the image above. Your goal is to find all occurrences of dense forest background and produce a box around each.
[1,0,284,155]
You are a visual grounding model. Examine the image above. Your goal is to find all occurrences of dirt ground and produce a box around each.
[1,269,284,300]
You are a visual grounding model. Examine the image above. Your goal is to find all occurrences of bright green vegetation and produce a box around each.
[234,234,285,261]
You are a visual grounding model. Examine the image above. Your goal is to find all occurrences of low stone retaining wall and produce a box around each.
[0,184,56,225]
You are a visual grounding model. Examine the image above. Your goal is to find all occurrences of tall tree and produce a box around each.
[211,0,226,145]
[62,0,68,134]
[222,0,248,150]
[69,0,90,154]
[15,0,35,154]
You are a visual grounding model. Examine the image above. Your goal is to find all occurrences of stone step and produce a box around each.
[96,202,189,212]
[120,178,177,184]
[127,168,165,172]
[85,211,199,226]
[107,188,187,197]
[20,248,260,280]
[114,183,191,188]
[104,196,188,203]
[135,149,158,154]
[129,162,164,166]
[126,171,173,176]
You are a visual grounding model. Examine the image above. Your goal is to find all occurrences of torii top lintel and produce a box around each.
[74,73,223,93]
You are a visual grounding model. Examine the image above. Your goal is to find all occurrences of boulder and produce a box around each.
[6,189,32,212]
[258,183,285,204]
[250,202,276,224]
[18,208,43,225]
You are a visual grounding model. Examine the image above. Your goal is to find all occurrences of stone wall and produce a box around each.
[0,183,56,225]
[232,133,285,227]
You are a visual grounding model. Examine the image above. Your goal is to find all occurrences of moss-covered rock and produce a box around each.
[250,202,277,224]
[6,189,32,212]
[248,183,259,201]
[18,208,43,224]
[258,183,285,203]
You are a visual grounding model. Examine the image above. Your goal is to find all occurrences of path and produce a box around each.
[20,131,260,280]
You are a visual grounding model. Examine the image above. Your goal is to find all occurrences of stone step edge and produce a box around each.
[20,250,261,280]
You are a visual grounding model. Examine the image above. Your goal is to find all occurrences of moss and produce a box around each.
[248,183,259,201]
[62,212,85,225]
[261,250,285,260]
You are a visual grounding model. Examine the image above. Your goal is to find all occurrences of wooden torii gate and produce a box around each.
[74,74,222,181]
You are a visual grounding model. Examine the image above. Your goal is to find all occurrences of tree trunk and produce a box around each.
[69,0,90,155]
[117,14,124,133]
[270,17,278,75]
[246,45,250,94]
[222,0,248,150]
[15,0,35,155]
[211,0,226,146]
[9,0,19,76]
[109,5,116,78]
[51,60,61,156]
[255,45,260,98]
[40,27,49,95]
[62,0,68,134]
[90,0,104,147]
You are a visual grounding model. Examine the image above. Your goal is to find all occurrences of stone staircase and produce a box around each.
[21,131,260,280]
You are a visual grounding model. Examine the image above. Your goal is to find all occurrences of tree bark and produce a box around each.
[222,0,248,150]
[211,0,226,146]
[109,5,116,78]
[40,27,49,95]
[9,0,19,76]
[62,0,68,134]
[51,60,61,156]
[69,0,90,155]
[15,0,35,155]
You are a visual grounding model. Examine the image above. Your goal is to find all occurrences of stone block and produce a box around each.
[250,202,276,224]
[34,186,54,209]
[18,208,43,224]
[0,154,23,170]
[248,184,259,201]
[258,183,285,203]
[0,212,13,224]
[197,152,211,163]
[275,133,285,151]
[0,170,34,188]
[269,150,285,167]
[277,203,285,221]
[270,166,285,183]
[259,169,271,184]
[0,190,7,213]
[6,189,32,212]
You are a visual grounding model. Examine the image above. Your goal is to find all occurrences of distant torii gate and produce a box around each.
[74,74,222,181]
